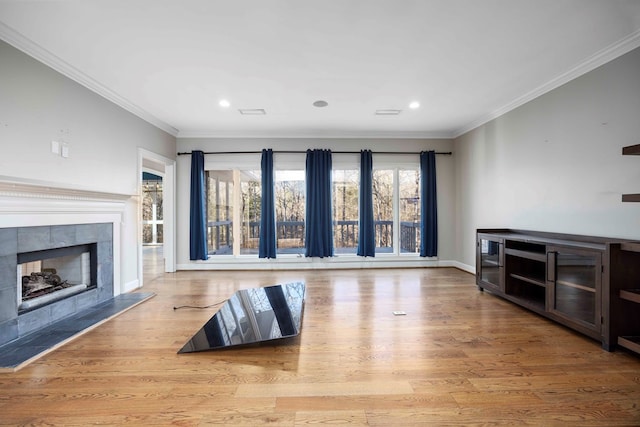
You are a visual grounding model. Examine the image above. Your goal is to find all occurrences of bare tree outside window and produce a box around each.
[142,175,163,245]
[333,169,359,253]
[372,170,394,253]
[399,169,421,253]
[240,170,261,254]
[275,170,305,254]
[206,171,233,255]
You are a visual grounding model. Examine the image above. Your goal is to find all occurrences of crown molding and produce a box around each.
[177,129,455,140]
[0,22,179,137]
[452,28,640,139]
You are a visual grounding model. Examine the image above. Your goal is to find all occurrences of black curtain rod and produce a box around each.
[177,150,452,156]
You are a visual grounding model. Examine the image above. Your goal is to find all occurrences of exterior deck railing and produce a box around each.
[207,220,420,254]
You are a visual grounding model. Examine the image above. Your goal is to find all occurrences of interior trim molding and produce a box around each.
[0,22,179,137]
[0,175,132,202]
[452,28,640,138]
[177,129,455,139]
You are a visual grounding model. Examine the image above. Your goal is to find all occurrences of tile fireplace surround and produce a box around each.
[0,177,130,347]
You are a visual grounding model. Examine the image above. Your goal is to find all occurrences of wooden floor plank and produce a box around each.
[1,252,639,425]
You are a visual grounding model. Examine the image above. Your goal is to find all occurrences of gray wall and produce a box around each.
[0,40,177,288]
[454,47,640,270]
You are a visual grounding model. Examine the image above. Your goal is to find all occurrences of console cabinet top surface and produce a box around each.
[476,228,633,250]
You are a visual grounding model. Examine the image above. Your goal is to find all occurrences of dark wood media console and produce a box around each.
[476,229,640,353]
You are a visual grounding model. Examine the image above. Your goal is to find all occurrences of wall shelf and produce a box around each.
[622,144,640,202]
[622,194,640,203]
[622,144,640,155]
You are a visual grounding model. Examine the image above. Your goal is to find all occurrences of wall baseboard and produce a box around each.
[449,261,475,275]
[122,279,140,293]
[176,259,474,272]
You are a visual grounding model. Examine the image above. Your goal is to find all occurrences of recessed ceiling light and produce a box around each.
[238,109,266,115]
[313,100,329,108]
[375,109,402,115]
[219,99,230,108]
[409,101,420,109]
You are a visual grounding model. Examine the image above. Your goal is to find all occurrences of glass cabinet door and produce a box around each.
[547,247,601,330]
[478,237,503,290]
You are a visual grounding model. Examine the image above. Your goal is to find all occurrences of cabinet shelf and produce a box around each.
[509,273,546,288]
[620,289,640,304]
[621,242,640,253]
[618,336,640,354]
[504,248,546,262]
[556,280,596,293]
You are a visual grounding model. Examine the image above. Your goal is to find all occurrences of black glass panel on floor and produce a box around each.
[178,282,305,353]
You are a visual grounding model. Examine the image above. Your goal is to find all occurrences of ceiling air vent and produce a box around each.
[375,109,402,115]
[238,109,266,115]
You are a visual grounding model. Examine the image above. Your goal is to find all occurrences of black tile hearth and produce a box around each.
[0,292,154,371]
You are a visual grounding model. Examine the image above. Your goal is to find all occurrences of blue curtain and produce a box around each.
[357,150,375,257]
[259,149,277,258]
[305,149,334,258]
[420,151,438,257]
[189,150,208,260]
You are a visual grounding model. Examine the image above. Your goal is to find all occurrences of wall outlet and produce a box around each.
[61,143,69,158]
[51,140,60,154]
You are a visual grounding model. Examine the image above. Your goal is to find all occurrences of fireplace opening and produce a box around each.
[17,244,98,312]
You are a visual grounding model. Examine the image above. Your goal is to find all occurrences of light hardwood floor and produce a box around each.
[2,248,640,426]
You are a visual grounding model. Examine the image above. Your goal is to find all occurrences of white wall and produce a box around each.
[0,40,177,290]
[176,137,455,269]
[454,46,640,270]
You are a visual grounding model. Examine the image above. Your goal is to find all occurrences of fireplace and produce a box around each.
[17,243,98,312]
[0,223,114,347]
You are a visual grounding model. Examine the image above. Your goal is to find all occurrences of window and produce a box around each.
[206,171,233,255]
[372,169,394,254]
[142,174,163,245]
[399,169,420,253]
[333,169,359,253]
[240,170,261,255]
[202,152,430,260]
[275,170,305,254]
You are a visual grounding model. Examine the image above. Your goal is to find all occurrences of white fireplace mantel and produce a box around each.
[0,175,132,297]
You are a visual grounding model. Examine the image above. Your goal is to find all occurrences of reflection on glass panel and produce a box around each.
[333,169,359,254]
[480,239,500,286]
[275,170,305,254]
[399,169,420,253]
[373,170,394,253]
[240,170,261,255]
[554,252,597,325]
[207,171,233,255]
[178,282,306,353]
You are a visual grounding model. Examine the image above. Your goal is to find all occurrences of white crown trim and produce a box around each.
[0,22,179,137]
[177,129,455,139]
[452,29,640,138]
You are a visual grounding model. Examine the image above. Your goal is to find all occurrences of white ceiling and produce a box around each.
[1,0,640,139]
